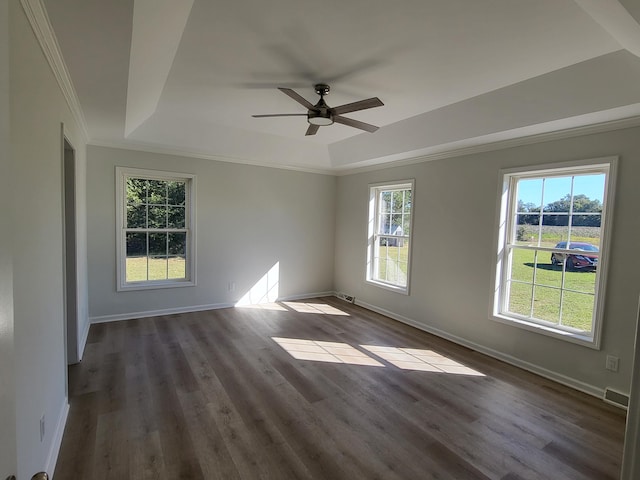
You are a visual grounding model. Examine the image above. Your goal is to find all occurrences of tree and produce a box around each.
[516,200,540,225]
[543,194,602,226]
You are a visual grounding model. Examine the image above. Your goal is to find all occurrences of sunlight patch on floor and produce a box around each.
[282,302,350,316]
[360,345,485,376]
[272,337,384,366]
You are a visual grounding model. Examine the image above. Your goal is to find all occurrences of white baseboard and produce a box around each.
[354,298,606,400]
[278,291,335,302]
[89,291,336,324]
[90,301,235,324]
[47,398,69,479]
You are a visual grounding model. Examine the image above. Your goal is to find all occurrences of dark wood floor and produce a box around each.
[54,297,626,480]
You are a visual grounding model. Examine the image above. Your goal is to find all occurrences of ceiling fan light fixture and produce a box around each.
[253,84,383,135]
[307,111,334,126]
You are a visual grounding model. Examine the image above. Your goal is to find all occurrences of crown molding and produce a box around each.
[88,139,337,176]
[20,0,89,142]
[92,112,640,178]
[334,114,640,176]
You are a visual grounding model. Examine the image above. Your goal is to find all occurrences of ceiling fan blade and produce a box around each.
[331,97,384,116]
[333,115,379,133]
[305,124,320,136]
[278,88,315,110]
[252,114,308,118]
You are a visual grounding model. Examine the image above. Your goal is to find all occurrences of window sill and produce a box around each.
[366,279,410,295]
[490,312,599,349]
[117,279,195,292]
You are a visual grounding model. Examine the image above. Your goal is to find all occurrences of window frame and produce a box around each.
[366,179,415,295]
[116,167,197,291]
[490,157,617,349]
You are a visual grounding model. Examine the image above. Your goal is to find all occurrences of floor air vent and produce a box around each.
[604,388,629,409]
[337,292,355,303]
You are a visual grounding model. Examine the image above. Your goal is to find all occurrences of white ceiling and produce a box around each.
[42,0,640,173]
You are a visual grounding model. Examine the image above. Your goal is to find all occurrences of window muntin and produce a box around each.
[493,159,615,347]
[117,168,195,290]
[367,181,414,293]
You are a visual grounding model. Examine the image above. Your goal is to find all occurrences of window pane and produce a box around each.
[168,256,186,279]
[148,257,168,281]
[542,177,571,211]
[168,232,186,255]
[374,241,409,287]
[148,206,167,228]
[403,190,412,214]
[509,248,534,283]
[126,178,146,205]
[391,214,402,234]
[167,181,186,205]
[391,191,404,213]
[516,178,543,210]
[126,232,147,282]
[532,286,561,324]
[535,250,563,289]
[168,206,186,228]
[507,282,532,317]
[563,261,597,294]
[378,213,391,234]
[571,214,601,229]
[561,292,594,332]
[381,191,392,213]
[515,216,540,245]
[148,180,166,205]
[572,174,604,212]
[126,205,146,228]
[126,232,146,256]
[149,233,167,256]
[542,213,569,227]
[540,222,569,247]
[126,256,147,283]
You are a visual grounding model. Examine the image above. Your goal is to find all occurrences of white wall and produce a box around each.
[86,145,336,320]
[334,126,640,397]
[0,0,17,477]
[622,298,640,479]
[9,0,88,476]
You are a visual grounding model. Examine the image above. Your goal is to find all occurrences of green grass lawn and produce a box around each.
[375,243,410,286]
[516,225,601,247]
[126,256,186,282]
[507,248,596,332]
[376,242,594,332]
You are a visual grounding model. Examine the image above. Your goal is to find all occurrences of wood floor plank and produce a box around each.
[54,297,626,479]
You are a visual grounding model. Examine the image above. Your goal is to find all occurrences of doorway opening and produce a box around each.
[62,135,79,369]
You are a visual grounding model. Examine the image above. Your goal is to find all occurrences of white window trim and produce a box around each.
[366,179,415,295]
[490,156,617,349]
[116,167,197,291]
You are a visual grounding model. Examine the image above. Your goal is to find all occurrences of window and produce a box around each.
[492,158,616,347]
[116,167,196,290]
[367,180,414,293]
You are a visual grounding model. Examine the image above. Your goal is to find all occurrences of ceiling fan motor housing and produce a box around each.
[308,96,334,125]
[253,83,382,134]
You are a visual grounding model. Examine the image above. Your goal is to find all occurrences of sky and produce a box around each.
[517,173,605,207]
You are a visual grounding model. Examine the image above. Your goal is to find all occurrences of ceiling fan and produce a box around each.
[252,83,384,136]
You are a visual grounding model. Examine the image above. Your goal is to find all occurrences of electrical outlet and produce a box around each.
[39,415,45,442]
[606,355,619,372]
[228,282,235,292]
